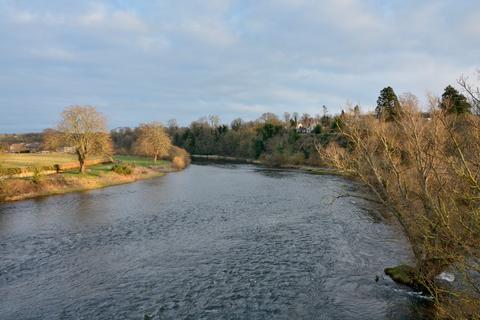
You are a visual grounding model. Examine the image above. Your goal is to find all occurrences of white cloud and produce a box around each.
[228,103,270,114]
[77,4,147,33]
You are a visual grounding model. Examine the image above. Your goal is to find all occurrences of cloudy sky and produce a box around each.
[0,0,479,132]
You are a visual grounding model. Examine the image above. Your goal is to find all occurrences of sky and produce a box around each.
[0,0,479,132]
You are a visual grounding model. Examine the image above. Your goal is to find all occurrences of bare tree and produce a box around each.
[167,119,178,129]
[208,115,220,128]
[48,106,112,174]
[322,105,328,117]
[283,112,291,124]
[318,99,480,317]
[458,71,480,113]
[258,112,279,124]
[135,122,172,163]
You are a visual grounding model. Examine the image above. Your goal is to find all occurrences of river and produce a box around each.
[0,163,426,319]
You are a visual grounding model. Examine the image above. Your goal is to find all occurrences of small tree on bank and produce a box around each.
[135,122,172,163]
[47,106,112,174]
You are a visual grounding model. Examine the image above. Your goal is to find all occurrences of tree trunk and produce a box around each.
[154,154,158,163]
[77,151,86,174]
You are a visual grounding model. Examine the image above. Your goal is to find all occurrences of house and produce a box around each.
[8,142,42,153]
[9,143,28,153]
[296,123,314,134]
[25,142,41,153]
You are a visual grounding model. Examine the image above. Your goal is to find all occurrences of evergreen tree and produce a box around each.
[439,85,471,114]
[375,86,401,120]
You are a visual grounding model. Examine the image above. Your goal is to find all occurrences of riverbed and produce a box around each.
[0,164,426,319]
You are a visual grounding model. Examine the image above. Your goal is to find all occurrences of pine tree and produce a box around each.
[440,85,471,114]
[376,86,401,120]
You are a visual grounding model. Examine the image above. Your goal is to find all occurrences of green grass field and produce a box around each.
[0,153,79,168]
[114,155,170,167]
[0,153,170,173]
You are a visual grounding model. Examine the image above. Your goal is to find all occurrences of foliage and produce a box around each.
[172,156,186,169]
[110,127,139,154]
[135,122,172,162]
[0,132,43,144]
[440,85,472,114]
[111,164,133,175]
[169,145,191,166]
[46,106,113,173]
[160,113,340,166]
[31,167,42,184]
[375,86,401,120]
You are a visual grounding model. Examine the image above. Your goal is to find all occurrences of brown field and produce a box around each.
[0,153,80,168]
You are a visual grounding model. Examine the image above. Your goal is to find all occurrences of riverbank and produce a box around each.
[0,156,187,203]
[191,154,339,175]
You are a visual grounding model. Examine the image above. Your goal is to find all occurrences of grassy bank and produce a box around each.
[0,154,185,203]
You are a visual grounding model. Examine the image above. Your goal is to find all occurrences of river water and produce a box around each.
[0,164,426,319]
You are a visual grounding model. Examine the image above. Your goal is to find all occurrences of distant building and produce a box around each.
[25,142,41,153]
[9,143,28,153]
[59,146,76,153]
[8,142,42,153]
[296,123,314,134]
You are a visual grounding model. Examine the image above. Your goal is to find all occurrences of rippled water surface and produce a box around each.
[0,164,424,319]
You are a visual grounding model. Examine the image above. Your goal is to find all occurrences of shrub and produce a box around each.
[31,167,42,184]
[172,156,186,169]
[288,152,305,165]
[0,167,23,176]
[111,164,133,175]
[169,146,191,169]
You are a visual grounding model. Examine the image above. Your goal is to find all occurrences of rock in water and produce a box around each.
[436,272,455,283]
[384,264,426,292]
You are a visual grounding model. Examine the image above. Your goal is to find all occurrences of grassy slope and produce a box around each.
[0,153,169,170]
[0,154,178,202]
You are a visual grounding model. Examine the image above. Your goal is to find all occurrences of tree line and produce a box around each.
[110,82,476,169]
[32,80,477,177]
[112,110,348,167]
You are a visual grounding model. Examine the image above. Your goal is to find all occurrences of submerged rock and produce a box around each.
[384,264,429,293]
[385,264,418,287]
